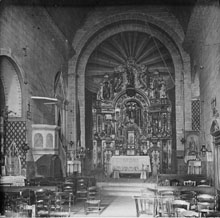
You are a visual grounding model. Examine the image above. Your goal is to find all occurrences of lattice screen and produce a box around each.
[5,121,27,168]
[192,99,200,131]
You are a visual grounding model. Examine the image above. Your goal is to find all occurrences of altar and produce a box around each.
[109,156,151,177]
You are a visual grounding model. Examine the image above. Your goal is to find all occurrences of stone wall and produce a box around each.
[0,4,69,147]
[184,0,220,179]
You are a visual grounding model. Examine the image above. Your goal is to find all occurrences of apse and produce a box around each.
[85,31,176,174]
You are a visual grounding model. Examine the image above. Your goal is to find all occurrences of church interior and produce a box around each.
[1,0,220,217]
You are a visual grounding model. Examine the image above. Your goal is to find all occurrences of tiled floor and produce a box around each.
[69,195,137,217]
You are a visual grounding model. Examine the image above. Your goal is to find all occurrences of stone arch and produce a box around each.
[73,9,186,60]
[0,53,25,118]
[0,48,26,84]
[69,9,190,148]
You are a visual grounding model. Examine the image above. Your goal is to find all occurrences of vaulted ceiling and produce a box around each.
[44,0,196,43]
[4,0,196,45]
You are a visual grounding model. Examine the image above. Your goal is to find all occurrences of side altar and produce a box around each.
[92,57,175,176]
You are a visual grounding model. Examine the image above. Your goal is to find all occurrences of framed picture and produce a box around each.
[184,131,199,156]
[128,131,135,145]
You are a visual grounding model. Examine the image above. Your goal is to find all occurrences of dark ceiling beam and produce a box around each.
[141,53,171,66]
[148,66,173,73]
[106,39,128,63]
[97,45,125,64]
[134,36,152,60]
[110,37,128,61]
[88,56,117,68]
[120,31,130,57]
[131,31,138,58]
[136,42,163,63]
[86,69,114,76]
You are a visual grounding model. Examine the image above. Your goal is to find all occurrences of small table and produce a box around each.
[113,170,120,179]
[67,160,81,175]
[187,160,201,174]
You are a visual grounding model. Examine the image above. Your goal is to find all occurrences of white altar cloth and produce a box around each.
[110,156,151,174]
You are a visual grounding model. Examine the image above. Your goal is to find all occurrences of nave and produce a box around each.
[1,173,220,217]
[1,0,220,217]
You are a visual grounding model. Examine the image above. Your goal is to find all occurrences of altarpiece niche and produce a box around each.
[92,57,174,175]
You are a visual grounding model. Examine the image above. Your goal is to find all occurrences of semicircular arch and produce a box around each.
[0,55,24,117]
[69,9,190,148]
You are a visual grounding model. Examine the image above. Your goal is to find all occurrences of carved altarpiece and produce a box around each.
[92,58,174,175]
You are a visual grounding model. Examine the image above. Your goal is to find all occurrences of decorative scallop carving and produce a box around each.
[86,31,174,93]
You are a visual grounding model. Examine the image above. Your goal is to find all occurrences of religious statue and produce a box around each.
[126,68,135,87]
[112,70,123,94]
[159,81,167,98]
[103,81,111,100]
[104,121,115,136]
[96,74,114,101]
[186,136,197,155]
[5,141,21,176]
[151,150,160,176]
[139,65,150,90]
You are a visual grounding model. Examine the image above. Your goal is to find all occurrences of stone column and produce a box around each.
[67,63,77,150]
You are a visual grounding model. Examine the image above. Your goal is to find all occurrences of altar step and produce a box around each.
[97,181,157,196]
